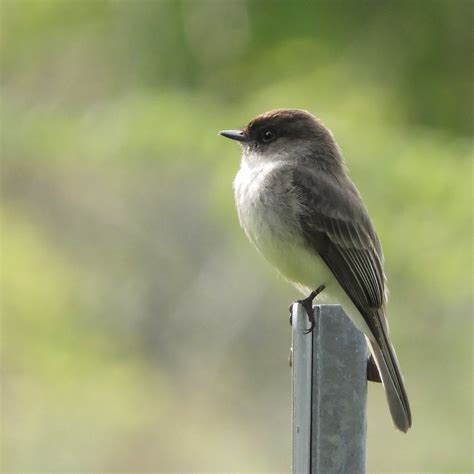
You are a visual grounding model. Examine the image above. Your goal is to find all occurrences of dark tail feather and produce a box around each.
[367,313,412,432]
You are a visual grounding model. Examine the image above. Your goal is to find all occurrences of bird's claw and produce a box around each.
[289,284,325,333]
[297,292,316,333]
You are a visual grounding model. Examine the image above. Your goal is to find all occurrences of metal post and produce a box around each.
[292,304,368,474]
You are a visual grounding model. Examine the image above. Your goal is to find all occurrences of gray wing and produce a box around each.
[291,166,387,319]
[291,166,412,432]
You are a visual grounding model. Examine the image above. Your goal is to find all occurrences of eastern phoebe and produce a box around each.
[219,109,412,432]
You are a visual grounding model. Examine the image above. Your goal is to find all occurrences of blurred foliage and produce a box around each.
[1,1,472,472]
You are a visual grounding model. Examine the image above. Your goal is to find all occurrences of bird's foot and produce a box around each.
[288,284,325,333]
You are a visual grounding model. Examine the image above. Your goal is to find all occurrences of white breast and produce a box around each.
[233,157,322,287]
[233,160,282,244]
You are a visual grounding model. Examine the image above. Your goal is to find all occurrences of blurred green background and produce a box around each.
[1,1,472,472]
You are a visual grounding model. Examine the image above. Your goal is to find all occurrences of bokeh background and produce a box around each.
[1,1,472,472]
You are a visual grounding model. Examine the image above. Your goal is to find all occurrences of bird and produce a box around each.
[219,108,412,432]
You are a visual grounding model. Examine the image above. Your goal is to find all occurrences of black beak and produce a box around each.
[218,129,249,142]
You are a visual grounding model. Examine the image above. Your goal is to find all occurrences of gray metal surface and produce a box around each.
[291,302,312,473]
[292,304,368,474]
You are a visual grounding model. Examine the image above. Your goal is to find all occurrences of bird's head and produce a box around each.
[219,108,342,169]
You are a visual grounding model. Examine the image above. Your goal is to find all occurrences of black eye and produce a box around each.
[260,129,276,143]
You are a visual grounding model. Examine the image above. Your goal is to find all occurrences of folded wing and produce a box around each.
[291,166,412,432]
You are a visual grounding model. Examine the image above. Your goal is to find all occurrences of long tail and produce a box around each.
[366,311,412,432]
